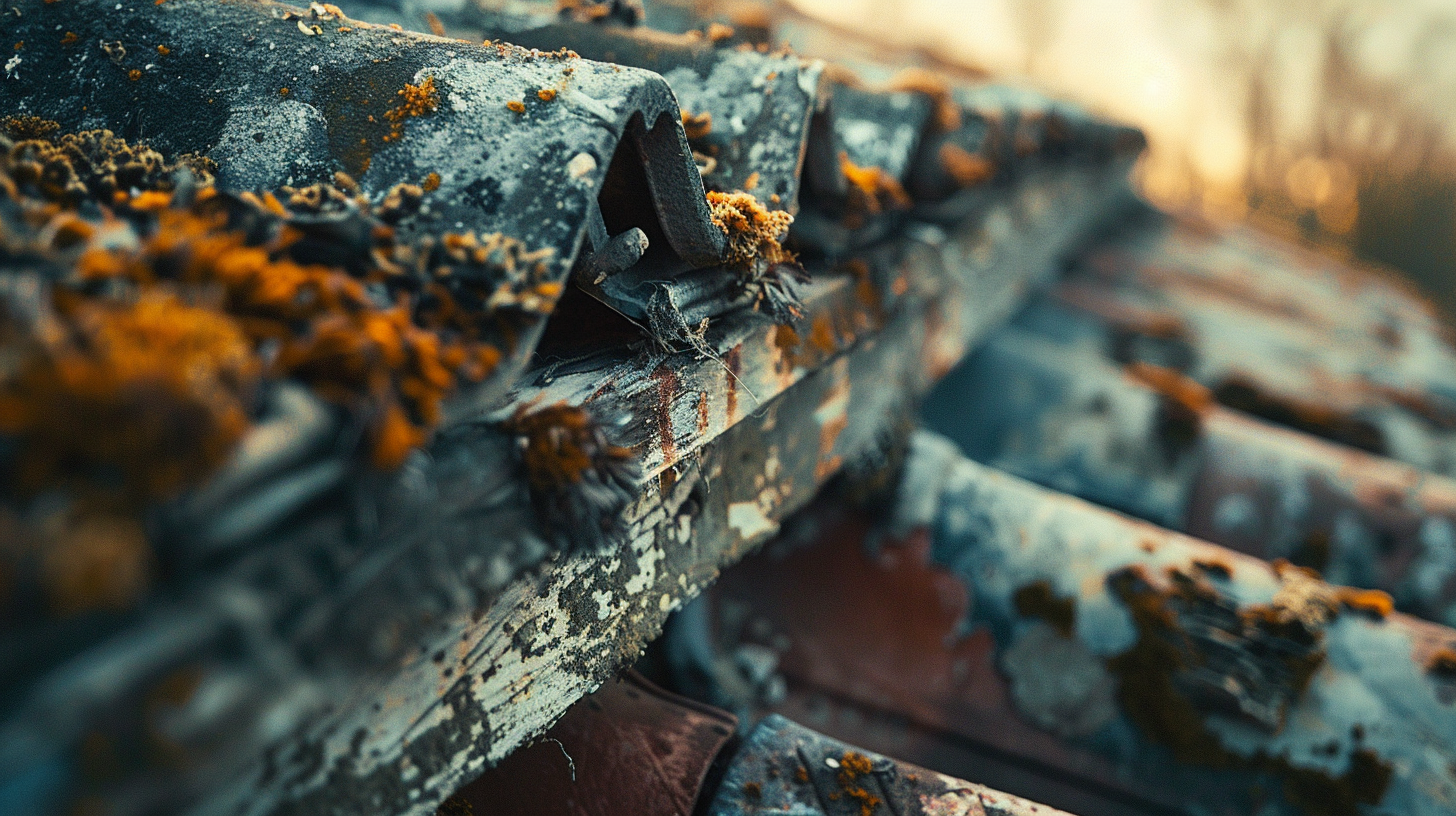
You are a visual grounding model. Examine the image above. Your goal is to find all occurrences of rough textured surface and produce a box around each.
[461,15,831,212]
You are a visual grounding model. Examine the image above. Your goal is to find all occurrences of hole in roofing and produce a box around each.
[596,111,679,272]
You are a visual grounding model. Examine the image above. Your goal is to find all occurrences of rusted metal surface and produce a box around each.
[0,4,1145,813]
[447,671,736,816]
[701,431,1456,816]
[925,324,1456,627]
[1027,202,1456,475]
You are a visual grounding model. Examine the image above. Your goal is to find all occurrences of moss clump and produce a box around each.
[4,127,215,206]
[706,190,806,321]
[503,403,637,551]
[0,126,562,613]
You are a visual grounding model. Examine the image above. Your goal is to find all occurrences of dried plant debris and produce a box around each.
[0,124,560,614]
[706,190,807,322]
[504,402,639,551]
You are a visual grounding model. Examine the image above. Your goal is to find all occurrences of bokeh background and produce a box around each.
[780,0,1456,317]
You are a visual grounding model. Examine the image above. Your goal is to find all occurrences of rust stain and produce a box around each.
[814,363,850,482]
[695,390,710,436]
[809,314,838,355]
[725,345,741,422]
[817,417,847,481]
[651,365,680,468]
[716,518,1045,747]
[769,324,807,383]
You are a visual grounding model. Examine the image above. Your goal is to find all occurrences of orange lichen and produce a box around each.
[556,0,640,23]
[3,128,216,205]
[835,752,881,816]
[505,403,631,491]
[537,88,557,102]
[506,100,526,114]
[839,751,873,776]
[156,44,170,55]
[794,765,809,783]
[1337,588,1393,619]
[3,127,556,492]
[939,143,994,186]
[681,110,712,140]
[1,115,60,140]
[128,69,143,81]
[839,152,911,216]
[706,190,794,269]
[1128,362,1214,415]
[0,120,573,620]
[61,31,79,46]
[706,190,805,320]
[66,202,531,477]
[382,75,440,142]
[422,171,441,192]
[0,291,259,500]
